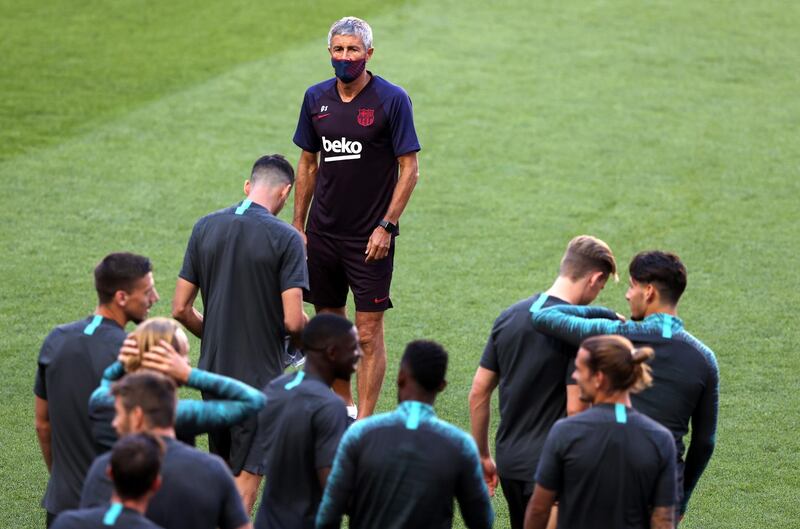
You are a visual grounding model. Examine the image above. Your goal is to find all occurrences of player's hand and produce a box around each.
[365,226,391,262]
[615,313,627,322]
[480,455,499,496]
[141,339,191,384]
[292,221,308,246]
[118,336,139,372]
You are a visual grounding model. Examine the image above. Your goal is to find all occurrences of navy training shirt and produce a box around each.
[536,404,677,529]
[80,437,249,529]
[316,401,494,529]
[293,73,421,239]
[179,200,308,388]
[254,371,347,529]
[480,293,577,481]
[531,305,719,513]
[34,315,126,514]
[51,505,164,529]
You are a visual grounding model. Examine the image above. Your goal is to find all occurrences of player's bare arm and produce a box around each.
[468,366,500,495]
[524,485,557,529]
[292,150,319,243]
[281,287,307,346]
[34,396,52,471]
[650,506,674,529]
[172,278,203,338]
[365,151,418,262]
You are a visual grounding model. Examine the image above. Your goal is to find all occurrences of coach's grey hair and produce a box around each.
[328,16,373,50]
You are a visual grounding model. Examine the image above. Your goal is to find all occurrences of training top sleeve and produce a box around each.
[455,434,495,529]
[279,230,309,292]
[313,400,348,470]
[80,455,113,508]
[34,333,55,399]
[316,426,360,529]
[383,88,421,157]
[176,369,267,437]
[178,221,202,285]
[292,89,321,153]
[478,317,502,372]
[681,351,720,514]
[652,431,678,507]
[534,421,565,491]
[531,305,625,347]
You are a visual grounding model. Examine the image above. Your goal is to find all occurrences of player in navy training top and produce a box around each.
[292,16,421,421]
[53,433,165,529]
[80,373,251,529]
[525,335,676,529]
[316,340,494,529]
[254,314,361,529]
[172,154,307,512]
[531,251,719,520]
[469,236,617,529]
[35,253,159,526]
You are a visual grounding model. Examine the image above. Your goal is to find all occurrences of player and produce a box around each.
[253,314,361,529]
[88,317,266,451]
[292,16,421,419]
[80,372,252,529]
[172,154,307,511]
[468,235,617,529]
[531,250,719,519]
[316,340,494,529]
[35,252,158,525]
[51,433,165,529]
[524,335,676,529]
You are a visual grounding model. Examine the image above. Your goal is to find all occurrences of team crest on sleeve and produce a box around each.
[357,108,375,127]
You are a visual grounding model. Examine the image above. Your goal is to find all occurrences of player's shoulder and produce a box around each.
[427,416,478,454]
[304,78,337,100]
[344,409,402,442]
[50,507,101,528]
[673,329,718,373]
[371,74,410,100]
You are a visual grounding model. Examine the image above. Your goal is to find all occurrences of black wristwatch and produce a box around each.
[378,219,398,234]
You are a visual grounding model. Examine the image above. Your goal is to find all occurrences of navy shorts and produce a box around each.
[305,231,394,312]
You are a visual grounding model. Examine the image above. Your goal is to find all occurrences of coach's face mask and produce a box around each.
[331,58,366,84]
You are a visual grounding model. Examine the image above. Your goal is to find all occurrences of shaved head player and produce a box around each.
[292,16,421,420]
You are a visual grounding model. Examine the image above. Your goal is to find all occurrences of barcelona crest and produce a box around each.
[357,108,375,127]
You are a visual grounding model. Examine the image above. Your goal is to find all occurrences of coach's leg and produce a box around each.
[316,305,355,408]
[354,310,387,419]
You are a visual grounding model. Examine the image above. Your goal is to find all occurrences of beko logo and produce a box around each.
[322,136,362,162]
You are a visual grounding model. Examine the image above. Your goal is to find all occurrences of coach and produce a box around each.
[291,16,421,420]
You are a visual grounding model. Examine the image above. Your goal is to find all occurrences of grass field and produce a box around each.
[2,1,799,527]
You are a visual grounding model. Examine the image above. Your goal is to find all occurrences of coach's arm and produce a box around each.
[365,152,418,262]
[34,396,52,471]
[468,367,499,496]
[172,278,203,338]
[292,150,318,244]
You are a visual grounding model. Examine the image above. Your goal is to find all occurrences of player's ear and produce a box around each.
[366,47,374,60]
[280,183,292,201]
[150,475,162,494]
[244,180,251,196]
[436,379,447,394]
[114,289,128,307]
[105,465,113,480]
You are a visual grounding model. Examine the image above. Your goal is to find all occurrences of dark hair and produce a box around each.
[302,313,355,351]
[401,340,448,392]
[251,154,295,186]
[94,253,152,304]
[110,433,164,500]
[629,251,687,305]
[581,335,654,393]
[111,372,176,429]
[559,235,618,281]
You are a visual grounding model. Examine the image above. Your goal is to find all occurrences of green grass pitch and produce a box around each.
[1,1,799,527]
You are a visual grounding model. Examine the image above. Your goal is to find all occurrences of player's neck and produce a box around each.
[95,304,128,329]
[337,72,371,102]
[545,276,584,305]
[593,391,631,407]
[643,303,678,318]
[111,493,149,515]
[303,360,335,387]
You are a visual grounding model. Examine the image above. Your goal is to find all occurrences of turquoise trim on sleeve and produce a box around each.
[284,370,305,390]
[235,199,252,215]
[661,314,673,338]
[405,401,422,430]
[103,503,123,526]
[615,403,628,424]
[83,315,103,336]
[529,294,549,314]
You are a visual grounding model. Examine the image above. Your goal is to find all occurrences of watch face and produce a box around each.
[380,220,397,233]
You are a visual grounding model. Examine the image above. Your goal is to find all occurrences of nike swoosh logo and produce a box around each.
[316,113,331,119]
[373,296,389,304]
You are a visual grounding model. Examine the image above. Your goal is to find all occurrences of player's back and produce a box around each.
[36,316,125,513]
[51,505,163,529]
